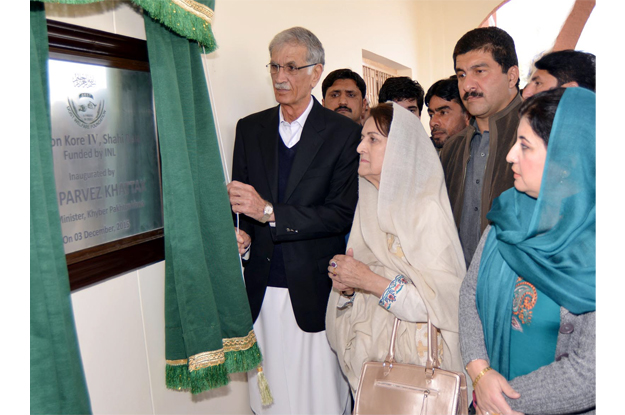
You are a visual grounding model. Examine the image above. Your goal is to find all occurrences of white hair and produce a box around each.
[269,27,325,66]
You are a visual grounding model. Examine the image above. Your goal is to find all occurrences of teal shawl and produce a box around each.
[476,88,596,379]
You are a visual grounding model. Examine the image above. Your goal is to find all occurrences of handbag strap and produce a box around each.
[384,316,441,369]
[426,315,440,370]
[383,317,401,364]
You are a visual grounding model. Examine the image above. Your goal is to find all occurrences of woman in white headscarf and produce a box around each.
[325,102,466,392]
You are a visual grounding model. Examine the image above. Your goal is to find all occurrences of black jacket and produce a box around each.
[231,97,361,332]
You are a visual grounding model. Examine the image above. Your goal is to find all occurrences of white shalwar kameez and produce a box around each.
[248,287,351,414]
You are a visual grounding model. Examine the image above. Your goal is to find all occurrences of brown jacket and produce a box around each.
[440,93,522,235]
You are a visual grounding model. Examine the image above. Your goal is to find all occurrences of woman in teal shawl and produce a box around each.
[459,87,595,415]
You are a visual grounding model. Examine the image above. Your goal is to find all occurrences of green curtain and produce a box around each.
[143,12,262,394]
[30,2,92,414]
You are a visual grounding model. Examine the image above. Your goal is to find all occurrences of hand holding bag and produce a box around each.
[353,317,468,415]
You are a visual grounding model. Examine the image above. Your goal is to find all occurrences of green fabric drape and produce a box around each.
[30,2,92,414]
[135,0,217,52]
[36,0,217,51]
[143,13,261,394]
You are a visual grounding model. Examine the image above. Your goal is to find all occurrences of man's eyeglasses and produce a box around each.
[266,63,319,75]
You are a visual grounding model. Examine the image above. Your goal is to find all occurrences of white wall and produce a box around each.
[45,1,498,413]
[70,262,250,415]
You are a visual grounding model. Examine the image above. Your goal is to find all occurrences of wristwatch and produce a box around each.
[259,201,273,223]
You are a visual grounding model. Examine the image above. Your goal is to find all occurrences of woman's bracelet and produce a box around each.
[472,366,492,389]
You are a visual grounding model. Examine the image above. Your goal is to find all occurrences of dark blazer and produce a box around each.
[231,97,361,333]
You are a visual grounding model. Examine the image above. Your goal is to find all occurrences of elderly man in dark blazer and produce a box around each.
[227,27,360,415]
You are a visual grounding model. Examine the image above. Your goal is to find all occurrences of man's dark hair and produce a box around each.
[378,77,424,115]
[322,69,366,99]
[453,27,518,83]
[425,75,467,113]
[519,87,566,145]
[535,50,595,92]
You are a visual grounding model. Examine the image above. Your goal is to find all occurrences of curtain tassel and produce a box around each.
[257,365,273,406]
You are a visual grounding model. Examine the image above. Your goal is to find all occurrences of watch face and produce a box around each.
[265,204,273,215]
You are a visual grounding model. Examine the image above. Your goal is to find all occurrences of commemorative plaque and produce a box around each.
[48,59,163,254]
[47,19,165,290]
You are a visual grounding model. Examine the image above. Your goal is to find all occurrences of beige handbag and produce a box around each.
[353,317,468,415]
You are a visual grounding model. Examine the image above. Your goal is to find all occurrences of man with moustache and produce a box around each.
[425,75,470,152]
[227,27,359,414]
[441,27,522,268]
[322,68,367,125]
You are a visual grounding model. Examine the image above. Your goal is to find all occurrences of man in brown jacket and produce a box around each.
[440,27,522,268]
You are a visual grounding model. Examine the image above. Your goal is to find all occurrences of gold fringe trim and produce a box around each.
[166,350,226,371]
[223,330,257,352]
[171,0,214,24]
[166,358,189,366]
[188,349,226,371]
[166,331,258,371]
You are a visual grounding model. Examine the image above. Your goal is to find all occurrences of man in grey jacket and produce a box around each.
[441,27,522,268]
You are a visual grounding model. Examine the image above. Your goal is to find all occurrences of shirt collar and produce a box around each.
[470,117,482,135]
[279,96,314,127]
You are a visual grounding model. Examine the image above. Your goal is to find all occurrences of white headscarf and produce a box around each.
[326,102,466,390]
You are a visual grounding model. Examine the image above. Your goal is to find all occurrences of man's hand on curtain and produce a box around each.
[227,180,273,222]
